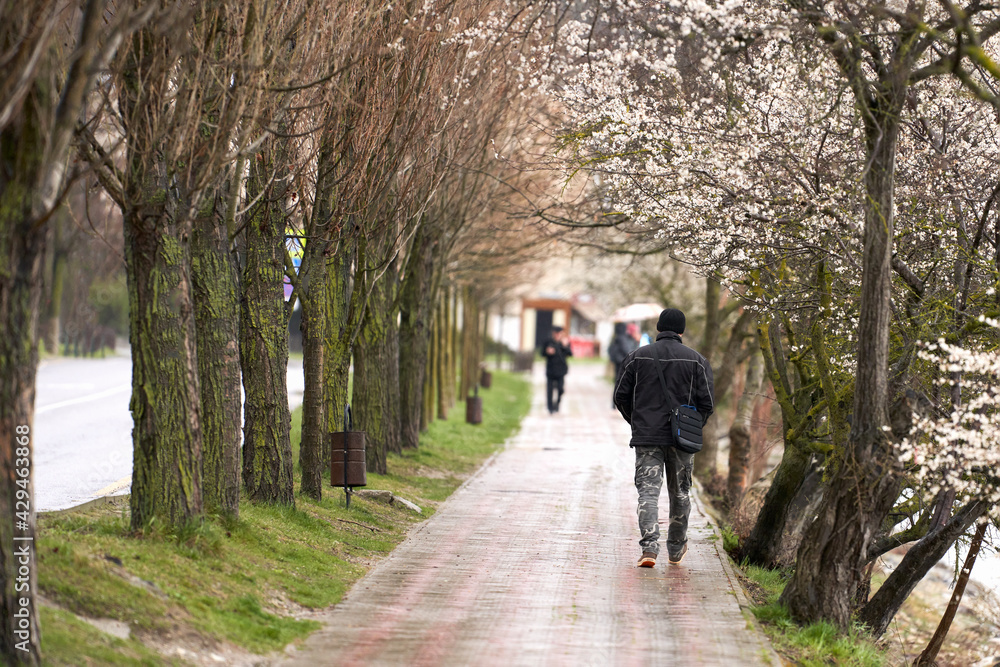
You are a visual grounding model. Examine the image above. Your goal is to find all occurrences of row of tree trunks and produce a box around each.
[239,144,294,506]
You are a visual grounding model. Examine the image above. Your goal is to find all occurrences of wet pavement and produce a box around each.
[281,362,777,666]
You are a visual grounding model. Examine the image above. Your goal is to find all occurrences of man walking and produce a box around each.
[541,325,572,414]
[614,308,714,567]
[608,322,639,408]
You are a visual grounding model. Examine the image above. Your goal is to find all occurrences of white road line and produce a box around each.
[36,384,131,414]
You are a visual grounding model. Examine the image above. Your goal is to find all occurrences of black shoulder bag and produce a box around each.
[653,353,703,454]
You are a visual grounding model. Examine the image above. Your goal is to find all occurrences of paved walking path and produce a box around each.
[281,362,776,666]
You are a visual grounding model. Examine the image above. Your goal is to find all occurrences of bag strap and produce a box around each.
[686,366,694,405]
[653,347,671,409]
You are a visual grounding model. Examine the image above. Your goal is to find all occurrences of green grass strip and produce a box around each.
[38,369,530,664]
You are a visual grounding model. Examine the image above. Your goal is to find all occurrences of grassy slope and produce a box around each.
[737,564,886,667]
[37,370,531,665]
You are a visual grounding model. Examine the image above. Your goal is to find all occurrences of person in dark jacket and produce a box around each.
[614,308,714,567]
[607,322,639,408]
[541,326,572,414]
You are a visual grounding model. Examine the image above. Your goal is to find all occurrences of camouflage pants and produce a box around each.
[634,445,694,555]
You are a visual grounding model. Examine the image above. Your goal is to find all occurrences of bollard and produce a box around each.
[466,385,483,424]
[330,404,366,508]
[480,367,492,389]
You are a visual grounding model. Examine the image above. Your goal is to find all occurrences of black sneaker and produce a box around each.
[637,551,656,568]
[667,543,688,564]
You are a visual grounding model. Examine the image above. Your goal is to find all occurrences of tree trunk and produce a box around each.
[915,520,989,665]
[299,235,329,500]
[43,216,67,355]
[399,225,437,449]
[727,352,763,508]
[740,434,812,568]
[123,193,205,528]
[191,197,241,516]
[460,286,478,399]
[437,290,450,420]
[324,240,355,456]
[450,287,459,408]
[858,501,986,637]
[695,277,721,477]
[422,320,435,430]
[0,122,46,667]
[781,106,903,629]
[354,271,398,474]
[239,150,293,506]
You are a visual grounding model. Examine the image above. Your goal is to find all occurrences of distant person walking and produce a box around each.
[541,326,572,414]
[608,322,639,408]
[614,308,714,567]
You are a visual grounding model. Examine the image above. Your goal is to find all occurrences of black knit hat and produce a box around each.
[656,308,685,334]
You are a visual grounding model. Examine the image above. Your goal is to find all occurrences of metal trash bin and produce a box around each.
[466,385,483,424]
[512,351,534,372]
[480,367,493,389]
[330,404,366,508]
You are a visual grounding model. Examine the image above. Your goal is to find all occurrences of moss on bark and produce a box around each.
[239,147,293,506]
[191,195,241,516]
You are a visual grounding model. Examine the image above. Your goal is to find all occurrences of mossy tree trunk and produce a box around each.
[324,239,357,458]
[450,287,459,407]
[123,180,205,530]
[740,319,816,568]
[422,317,436,430]
[1,2,112,657]
[239,144,293,506]
[191,194,241,516]
[0,106,47,667]
[399,223,438,448]
[120,28,204,532]
[353,247,399,474]
[299,230,329,500]
[436,291,449,420]
[780,100,905,629]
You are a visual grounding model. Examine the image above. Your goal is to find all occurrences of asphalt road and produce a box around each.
[33,348,304,511]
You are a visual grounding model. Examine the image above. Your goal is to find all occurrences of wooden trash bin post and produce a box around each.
[330,404,366,508]
[466,384,483,425]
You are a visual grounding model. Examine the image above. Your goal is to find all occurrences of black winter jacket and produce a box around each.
[608,329,638,367]
[541,337,572,378]
[614,331,715,448]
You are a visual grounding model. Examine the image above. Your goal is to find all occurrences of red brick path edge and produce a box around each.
[280,363,782,666]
